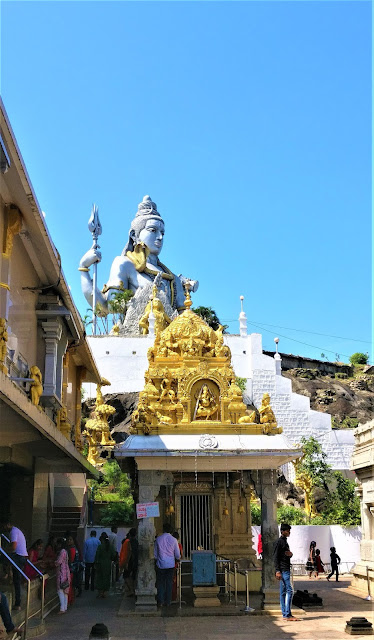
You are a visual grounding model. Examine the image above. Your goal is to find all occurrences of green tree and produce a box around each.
[108,290,134,324]
[88,460,134,525]
[349,352,369,365]
[235,377,247,393]
[250,503,261,525]
[99,502,134,526]
[277,504,306,525]
[321,471,361,526]
[298,436,332,491]
[192,306,227,331]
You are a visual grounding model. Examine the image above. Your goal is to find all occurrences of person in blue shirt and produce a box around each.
[84,530,100,591]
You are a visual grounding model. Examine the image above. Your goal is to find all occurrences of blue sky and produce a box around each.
[2,1,372,363]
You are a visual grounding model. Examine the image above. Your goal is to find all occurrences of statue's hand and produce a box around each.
[80,247,102,269]
[178,275,199,293]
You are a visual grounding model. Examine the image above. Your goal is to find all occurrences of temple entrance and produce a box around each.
[180,493,213,558]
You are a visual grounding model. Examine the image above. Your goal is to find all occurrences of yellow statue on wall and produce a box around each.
[0,318,8,374]
[57,406,72,439]
[30,365,43,407]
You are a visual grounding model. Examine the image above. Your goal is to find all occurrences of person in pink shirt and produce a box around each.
[154,523,181,607]
[55,538,70,614]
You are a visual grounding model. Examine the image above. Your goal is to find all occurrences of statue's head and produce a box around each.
[122,195,165,256]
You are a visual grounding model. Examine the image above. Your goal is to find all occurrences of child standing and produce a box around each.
[327,547,341,582]
[315,549,325,578]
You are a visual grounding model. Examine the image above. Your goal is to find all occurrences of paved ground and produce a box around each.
[41,576,374,640]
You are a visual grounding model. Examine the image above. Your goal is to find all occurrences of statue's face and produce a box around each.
[137,218,165,255]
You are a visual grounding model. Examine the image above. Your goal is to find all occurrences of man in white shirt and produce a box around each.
[1,520,28,610]
[154,523,181,606]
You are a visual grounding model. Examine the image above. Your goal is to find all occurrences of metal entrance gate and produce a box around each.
[180,494,212,559]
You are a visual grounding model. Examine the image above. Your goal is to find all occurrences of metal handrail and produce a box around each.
[0,546,31,639]
[177,556,255,611]
[25,558,46,621]
[0,532,11,545]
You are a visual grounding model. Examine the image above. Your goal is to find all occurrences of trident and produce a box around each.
[88,204,102,335]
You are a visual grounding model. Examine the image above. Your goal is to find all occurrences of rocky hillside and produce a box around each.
[282,365,374,428]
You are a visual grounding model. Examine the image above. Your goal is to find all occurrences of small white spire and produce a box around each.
[148,297,156,338]
[274,337,282,375]
[239,295,247,337]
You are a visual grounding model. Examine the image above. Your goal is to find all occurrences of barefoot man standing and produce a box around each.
[274,523,300,622]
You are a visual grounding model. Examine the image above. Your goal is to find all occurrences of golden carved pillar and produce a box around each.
[74,366,85,452]
[0,205,22,373]
[1,204,22,319]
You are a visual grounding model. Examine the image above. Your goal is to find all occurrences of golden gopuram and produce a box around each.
[130,288,282,437]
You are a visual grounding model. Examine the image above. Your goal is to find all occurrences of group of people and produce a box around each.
[0,520,130,621]
[306,540,341,581]
[274,523,342,623]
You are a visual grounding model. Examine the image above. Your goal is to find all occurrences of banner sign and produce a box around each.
[136,501,160,519]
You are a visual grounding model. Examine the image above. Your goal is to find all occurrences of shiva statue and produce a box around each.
[79,195,198,334]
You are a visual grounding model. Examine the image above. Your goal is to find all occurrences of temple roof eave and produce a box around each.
[115,433,302,470]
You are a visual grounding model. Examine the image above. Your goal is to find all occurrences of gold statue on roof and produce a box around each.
[130,288,283,436]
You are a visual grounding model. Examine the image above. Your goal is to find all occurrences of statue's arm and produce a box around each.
[105,256,132,300]
[79,249,107,311]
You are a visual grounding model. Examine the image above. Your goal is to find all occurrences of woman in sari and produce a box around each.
[55,538,70,614]
[95,532,116,598]
[24,539,43,579]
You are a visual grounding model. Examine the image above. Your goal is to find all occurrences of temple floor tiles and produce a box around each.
[33,577,373,640]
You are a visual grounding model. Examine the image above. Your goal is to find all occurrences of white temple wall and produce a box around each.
[252,525,361,572]
[84,332,354,471]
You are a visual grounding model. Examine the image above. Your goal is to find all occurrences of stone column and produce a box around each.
[135,470,166,613]
[259,469,280,611]
[41,319,63,396]
[31,460,50,542]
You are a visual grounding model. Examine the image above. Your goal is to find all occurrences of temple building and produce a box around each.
[77,193,357,611]
[0,99,101,545]
[114,287,302,611]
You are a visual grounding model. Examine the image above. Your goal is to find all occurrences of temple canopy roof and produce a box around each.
[116,432,302,471]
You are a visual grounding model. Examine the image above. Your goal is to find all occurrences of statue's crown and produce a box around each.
[136,195,160,218]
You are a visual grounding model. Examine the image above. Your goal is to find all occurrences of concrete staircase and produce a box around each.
[50,506,82,538]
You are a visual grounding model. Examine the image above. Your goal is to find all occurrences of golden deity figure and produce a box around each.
[258,393,277,432]
[227,382,247,423]
[131,395,154,435]
[94,378,116,446]
[82,429,101,466]
[57,406,72,439]
[139,283,173,335]
[214,325,230,358]
[29,365,43,407]
[0,318,8,374]
[194,384,219,421]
